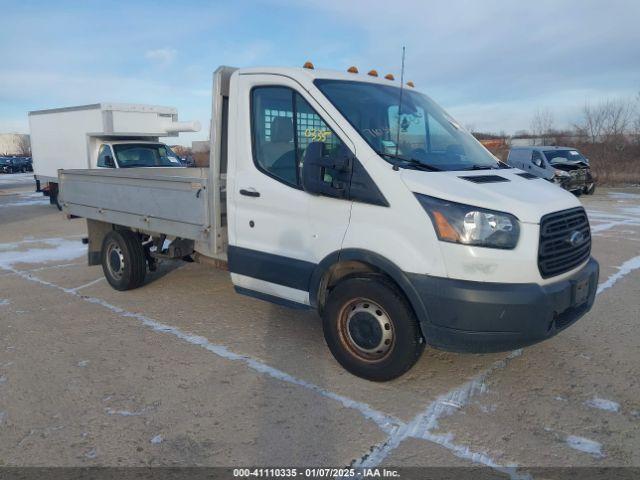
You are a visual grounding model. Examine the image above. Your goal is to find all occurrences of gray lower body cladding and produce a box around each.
[411,257,599,353]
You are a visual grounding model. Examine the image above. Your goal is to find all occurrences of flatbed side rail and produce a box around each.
[59,168,211,242]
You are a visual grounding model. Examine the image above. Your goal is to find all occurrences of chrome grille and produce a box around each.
[538,207,591,278]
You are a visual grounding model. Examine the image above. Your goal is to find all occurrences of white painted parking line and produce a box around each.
[68,277,105,293]
[353,350,529,479]
[3,266,402,435]
[596,255,640,294]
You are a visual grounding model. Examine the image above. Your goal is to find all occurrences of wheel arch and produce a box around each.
[309,249,431,333]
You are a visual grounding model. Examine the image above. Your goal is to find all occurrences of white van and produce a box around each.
[58,65,599,381]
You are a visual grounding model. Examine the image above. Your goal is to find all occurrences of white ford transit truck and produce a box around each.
[58,65,599,381]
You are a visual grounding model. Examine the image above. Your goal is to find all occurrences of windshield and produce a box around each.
[315,80,501,171]
[544,149,585,164]
[112,143,183,168]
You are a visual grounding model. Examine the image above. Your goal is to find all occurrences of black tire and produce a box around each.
[101,230,147,291]
[585,184,596,195]
[322,276,425,381]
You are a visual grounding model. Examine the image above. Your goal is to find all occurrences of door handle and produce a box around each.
[240,188,260,198]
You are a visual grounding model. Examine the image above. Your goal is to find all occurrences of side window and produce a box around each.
[251,87,343,187]
[97,144,114,168]
[531,151,544,168]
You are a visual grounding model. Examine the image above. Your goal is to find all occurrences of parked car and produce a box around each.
[0,156,32,173]
[507,146,595,195]
[179,155,196,167]
[0,157,12,173]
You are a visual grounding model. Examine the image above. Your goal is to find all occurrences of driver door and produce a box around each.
[228,74,354,305]
[529,150,549,178]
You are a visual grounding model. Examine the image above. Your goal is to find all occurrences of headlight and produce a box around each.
[554,169,571,178]
[415,194,520,249]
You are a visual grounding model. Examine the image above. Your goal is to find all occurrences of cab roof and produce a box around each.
[236,66,411,88]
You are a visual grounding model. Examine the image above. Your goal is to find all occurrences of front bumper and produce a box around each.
[555,168,594,192]
[410,257,599,353]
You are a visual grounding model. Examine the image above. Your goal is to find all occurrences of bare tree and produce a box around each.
[633,92,640,145]
[530,108,555,144]
[16,135,31,156]
[601,98,632,144]
[578,98,633,145]
[577,102,607,144]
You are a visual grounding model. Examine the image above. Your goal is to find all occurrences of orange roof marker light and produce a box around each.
[303,61,314,69]
[347,66,359,73]
[406,81,415,88]
[367,69,378,77]
[384,73,395,80]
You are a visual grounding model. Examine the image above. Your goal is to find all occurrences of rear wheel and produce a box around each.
[322,276,424,381]
[101,230,146,291]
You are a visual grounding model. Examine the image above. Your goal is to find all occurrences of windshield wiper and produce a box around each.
[377,152,441,172]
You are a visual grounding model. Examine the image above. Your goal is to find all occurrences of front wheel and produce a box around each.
[322,276,425,381]
[584,183,596,195]
[101,230,147,291]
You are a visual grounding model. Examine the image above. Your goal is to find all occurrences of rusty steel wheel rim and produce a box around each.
[337,298,395,363]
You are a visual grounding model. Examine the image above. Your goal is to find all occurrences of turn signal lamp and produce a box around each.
[347,66,359,73]
[406,81,415,87]
[367,69,378,77]
[432,211,460,242]
[384,74,395,80]
[303,61,314,69]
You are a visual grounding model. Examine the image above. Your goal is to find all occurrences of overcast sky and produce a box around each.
[1,0,639,145]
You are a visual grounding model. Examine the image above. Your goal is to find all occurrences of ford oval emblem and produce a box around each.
[568,230,585,247]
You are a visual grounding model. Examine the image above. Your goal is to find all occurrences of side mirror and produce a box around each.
[301,142,352,198]
[104,155,115,168]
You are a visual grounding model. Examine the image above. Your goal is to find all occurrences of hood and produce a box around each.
[401,168,581,223]
[551,160,590,171]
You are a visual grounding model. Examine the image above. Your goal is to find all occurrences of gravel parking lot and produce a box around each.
[1,173,639,475]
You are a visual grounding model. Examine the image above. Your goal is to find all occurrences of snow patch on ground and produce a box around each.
[104,407,148,417]
[0,191,49,208]
[566,435,604,458]
[0,238,85,270]
[607,191,640,201]
[585,397,620,413]
[0,299,9,306]
[0,173,34,184]
[150,434,164,444]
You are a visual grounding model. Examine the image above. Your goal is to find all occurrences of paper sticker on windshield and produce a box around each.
[569,150,580,156]
[169,158,180,163]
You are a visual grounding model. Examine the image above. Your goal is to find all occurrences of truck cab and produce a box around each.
[94,141,184,169]
[59,65,599,381]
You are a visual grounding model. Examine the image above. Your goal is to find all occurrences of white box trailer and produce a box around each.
[29,103,199,206]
